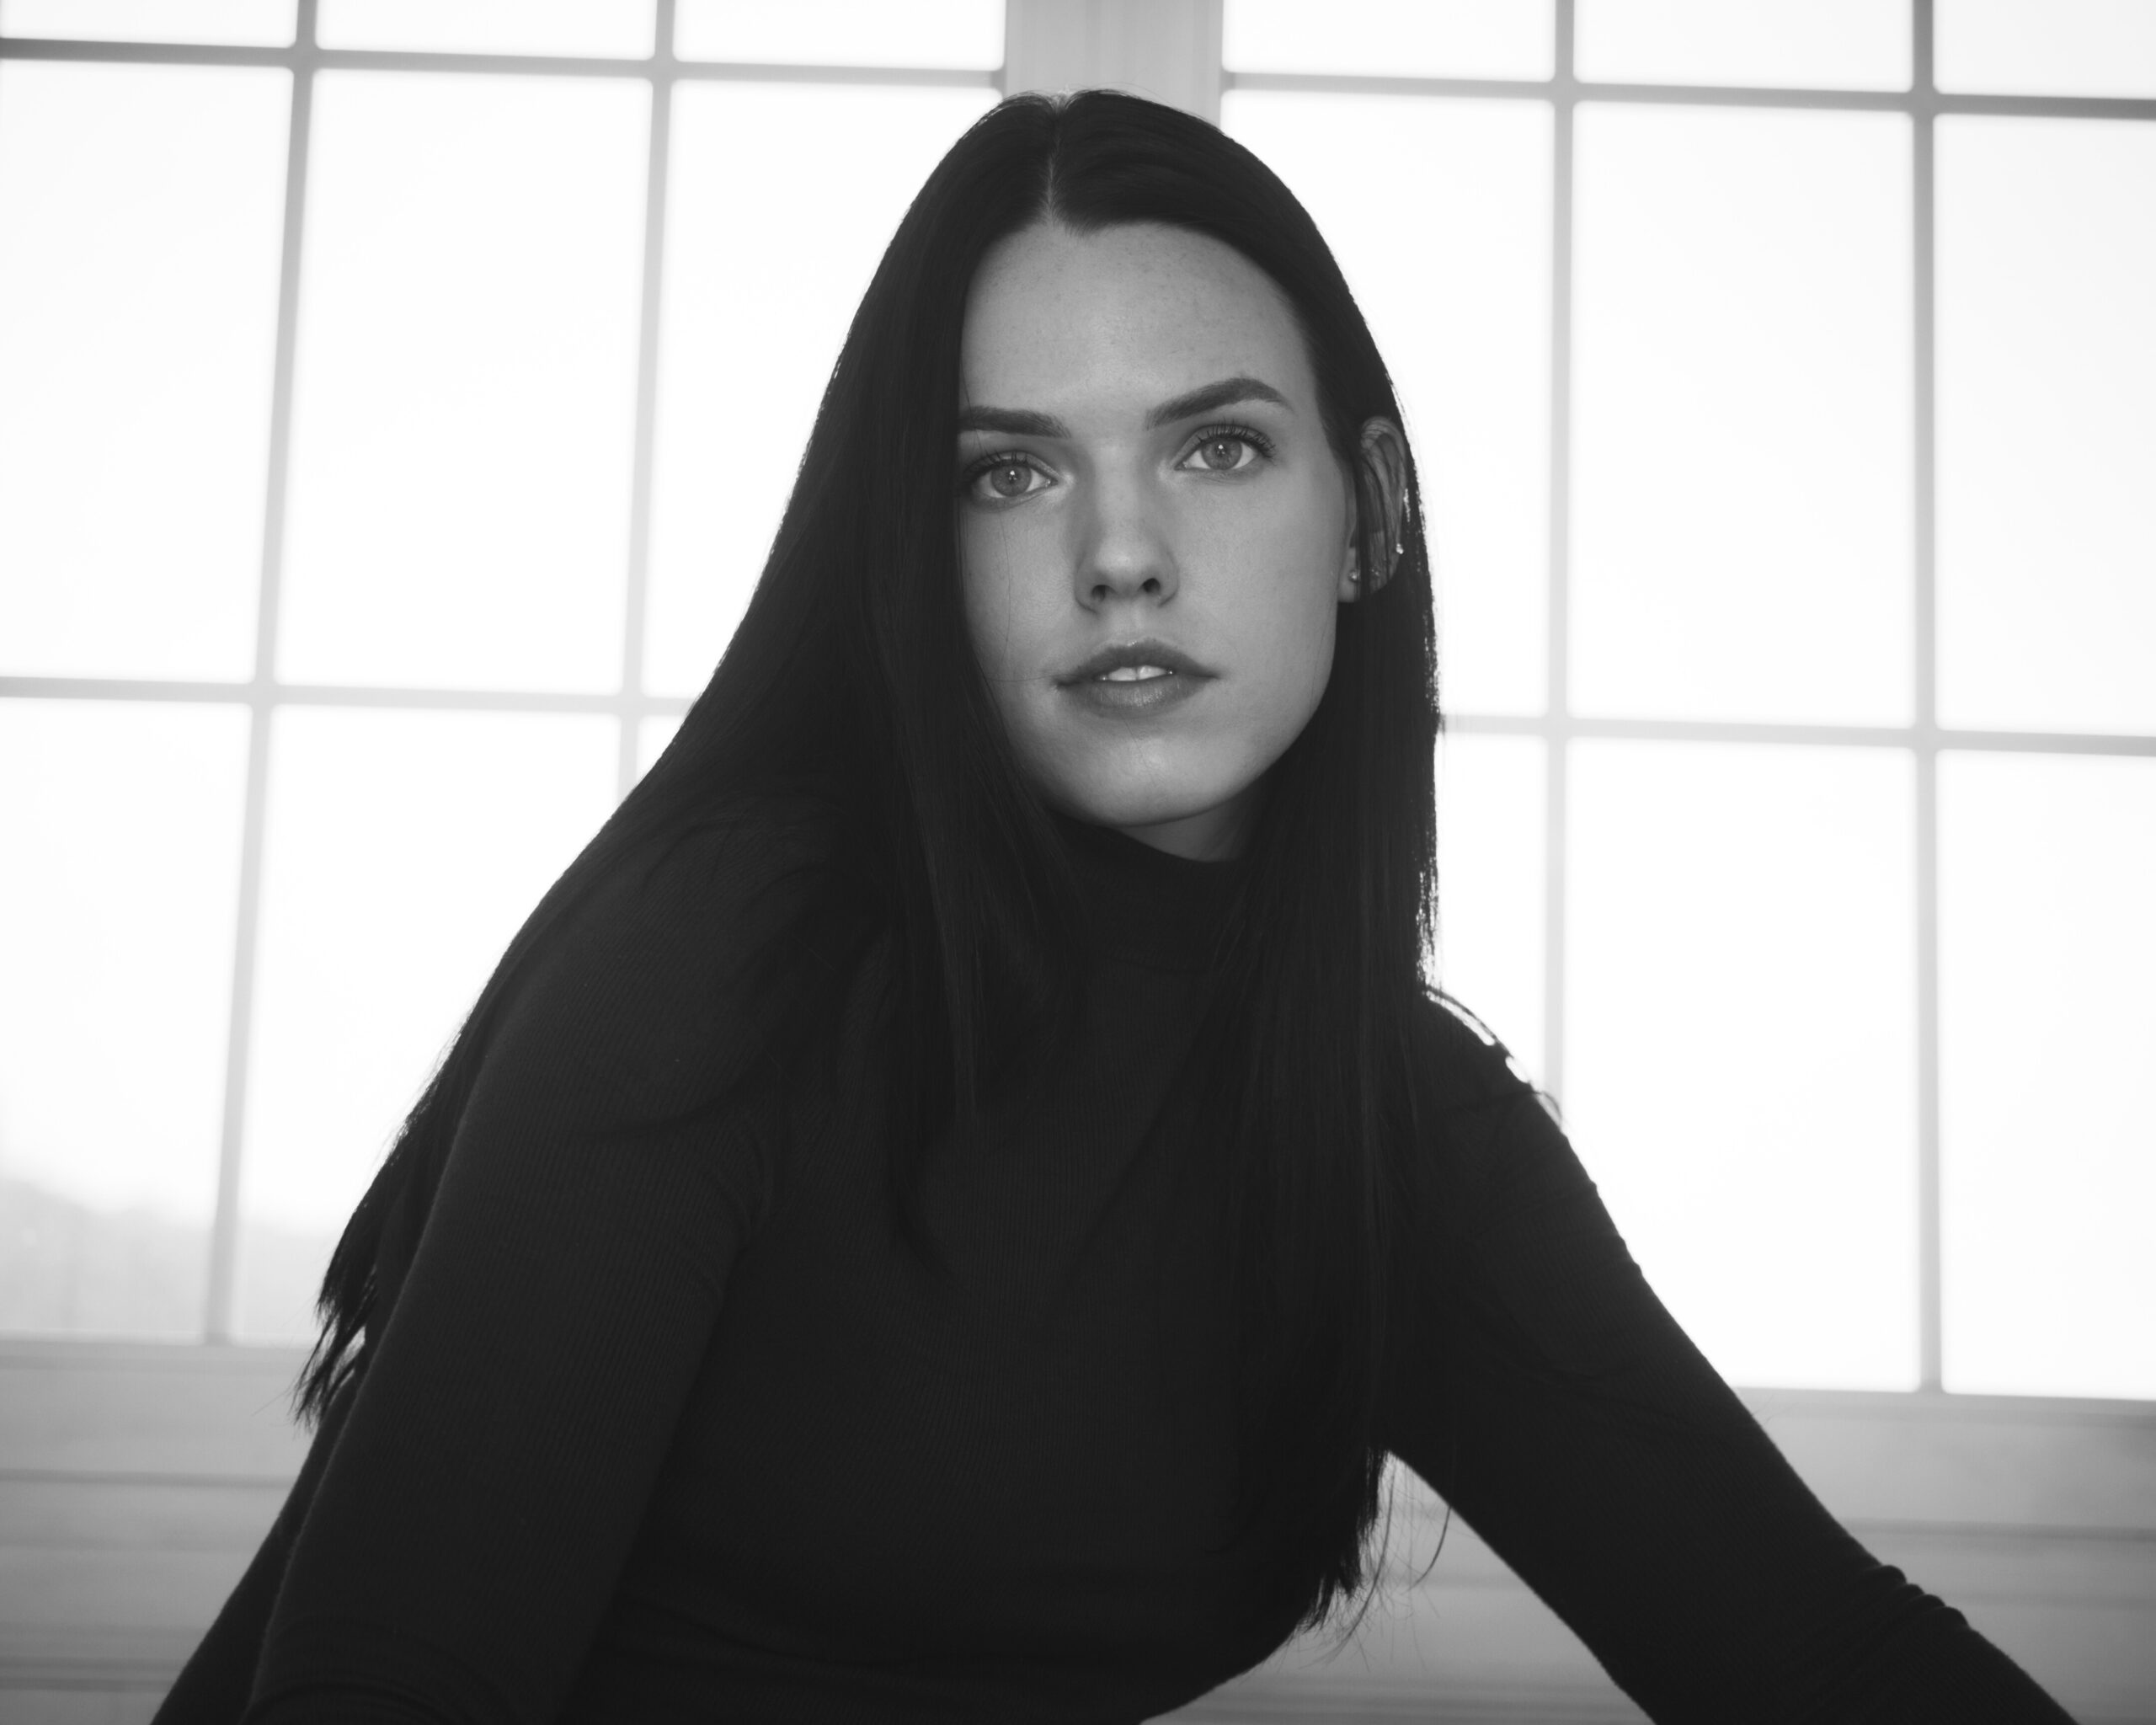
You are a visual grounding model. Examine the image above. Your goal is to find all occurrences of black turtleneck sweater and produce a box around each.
[157,819,2073,1724]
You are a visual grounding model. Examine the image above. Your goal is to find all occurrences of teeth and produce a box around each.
[1102,665,1170,682]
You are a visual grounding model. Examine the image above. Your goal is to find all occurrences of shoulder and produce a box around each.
[1406,990,1555,1121]
[1402,991,1582,1230]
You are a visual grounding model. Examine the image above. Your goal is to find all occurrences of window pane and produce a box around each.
[316,0,654,57]
[1940,751,2156,1400]
[1224,0,1553,80]
[1937,118,2156,736]
[0,0,294,45]
[0,61,287,681]
[1937,0,2156,99]
[1572,105,1912,725]
[675,0,1001,68]
[643,83,994,697]
[1433,732,1546,1083]
[1575,0,1910,90]
[280,72,647,693]
[0,699,247,1337]
[237,708,617,1339]
[1225,93,1551,716]
[1566,740,1919,1390]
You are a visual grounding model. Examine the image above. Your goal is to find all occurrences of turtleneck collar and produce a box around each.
[1051,810,1239,974]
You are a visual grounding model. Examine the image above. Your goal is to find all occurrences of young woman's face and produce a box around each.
[956,221,1373,861]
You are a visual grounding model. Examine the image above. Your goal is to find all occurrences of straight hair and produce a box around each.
[300,88,1444,1645]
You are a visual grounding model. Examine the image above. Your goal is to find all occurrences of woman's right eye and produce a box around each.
[967,457,1051,504]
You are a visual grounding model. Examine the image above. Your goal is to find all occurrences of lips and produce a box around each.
[1054,638,1214,718]
[1055,638,1214,686]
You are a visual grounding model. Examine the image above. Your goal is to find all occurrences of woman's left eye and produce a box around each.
[1180,430,1267,474]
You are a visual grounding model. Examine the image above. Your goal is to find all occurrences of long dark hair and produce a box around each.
[299,89,1442,1645]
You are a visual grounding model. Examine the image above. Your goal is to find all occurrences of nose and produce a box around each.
[1072,467,1178,610]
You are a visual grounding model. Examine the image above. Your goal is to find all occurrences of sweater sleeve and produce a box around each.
[240,847,788,1725]
[1381,998,2077,1725]
[152,1374,358,1722]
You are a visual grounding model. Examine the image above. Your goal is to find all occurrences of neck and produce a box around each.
[1100,782,1262,862]
[1050,807,1237,971]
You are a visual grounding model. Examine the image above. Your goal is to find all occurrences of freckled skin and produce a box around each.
[956,222,1383,862]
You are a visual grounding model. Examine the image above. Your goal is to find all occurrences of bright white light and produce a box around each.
[1564,739,1919,1391]
[0,61,287,680]
[675,0,1001,69]
[278,72,647,693]
[1571,104,1913,725]
[0,700,246,1221]
[237,707,618,1336]
[1937,0,2156,98]
[1575,0,1911,90]
[1433,732,1547,1084]
[1940,751,2156,1400]
[1225,93,1553,717]
[0,0,294,45]
[643,83,995,697]
[1937,118,2156,736]
[1224,0,1553,80]
[315,0,654,57]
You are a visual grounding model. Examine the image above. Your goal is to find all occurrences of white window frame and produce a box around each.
[0,0,999,1341]
[1,0,2148,1397]
[1056,0,2156,1402]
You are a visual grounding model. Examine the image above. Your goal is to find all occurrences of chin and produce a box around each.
[1053,768,1189,820]
[1054,770,1251,835]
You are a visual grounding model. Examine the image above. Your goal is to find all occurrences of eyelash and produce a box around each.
[1184,421,1278,469]
[958,421,1279,500]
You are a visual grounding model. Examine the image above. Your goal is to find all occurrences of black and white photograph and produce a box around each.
[0,2,2150,1720]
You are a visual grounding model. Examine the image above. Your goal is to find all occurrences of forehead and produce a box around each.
[959,221,1312,409]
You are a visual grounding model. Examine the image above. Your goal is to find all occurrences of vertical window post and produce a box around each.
[1004,0,1222,121]
[206,0,320,1344]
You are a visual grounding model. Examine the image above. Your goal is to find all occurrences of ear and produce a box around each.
[1337,415,1409,603]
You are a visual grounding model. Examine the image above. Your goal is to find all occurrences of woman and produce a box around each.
[158,91,2072,1723]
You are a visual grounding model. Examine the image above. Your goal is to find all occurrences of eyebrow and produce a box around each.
[954,374,1293,438]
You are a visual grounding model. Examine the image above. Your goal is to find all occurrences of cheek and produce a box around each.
[958,516,1033,685]
[1249,583,1338,748]
[1221,487,1344,722]
[958,517,1065,781]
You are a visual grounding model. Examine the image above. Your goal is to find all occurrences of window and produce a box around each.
[0,0,998,1342]
[1222,0,2156,1400]
[4,0,2152,1404]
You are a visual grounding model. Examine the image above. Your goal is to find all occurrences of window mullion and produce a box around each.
[1912,0,1944,1393]
[1544,0,1577,1113]
[1004,0,1222,122]
[616,0,677,799]
[204,0,318,1344]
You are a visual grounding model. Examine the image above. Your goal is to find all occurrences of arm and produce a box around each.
[239,867,785,1725]
[152,1375,357,1723]
[1381,1002,2076,1724]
